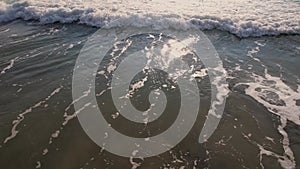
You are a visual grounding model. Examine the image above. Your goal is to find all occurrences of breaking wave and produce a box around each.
[0,0,299,37]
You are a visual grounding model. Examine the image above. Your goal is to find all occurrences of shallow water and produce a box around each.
[0,20,299,169]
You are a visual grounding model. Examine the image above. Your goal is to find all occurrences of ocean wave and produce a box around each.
[0,0,300,37]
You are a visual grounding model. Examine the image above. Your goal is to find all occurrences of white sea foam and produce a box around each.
[0,57,16,75]
[0,0,299,37]
[234,44,300,169]
[3,86,63,144]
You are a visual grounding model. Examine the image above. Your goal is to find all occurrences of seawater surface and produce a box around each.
[0,0,300,169]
